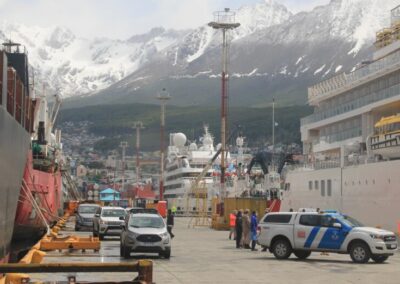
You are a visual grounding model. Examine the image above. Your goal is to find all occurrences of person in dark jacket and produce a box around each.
[235,210,243,248]
[167,209,175,238]
[250,211,258,251]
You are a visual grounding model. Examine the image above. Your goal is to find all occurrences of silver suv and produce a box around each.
[120,212,171,259]
[75,203,100,231]
[93,207,125,240]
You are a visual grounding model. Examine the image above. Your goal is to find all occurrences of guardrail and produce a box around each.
[0,261,153,284]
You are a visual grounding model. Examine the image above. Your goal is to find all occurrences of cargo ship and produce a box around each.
[13,89,63,241]
[0,41,34,263]
[281,6,400,232]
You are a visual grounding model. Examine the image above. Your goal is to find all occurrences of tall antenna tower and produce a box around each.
[208,8,240,198]
[133,121,144,183]
[120,141,128,193]
[157,88,170,201]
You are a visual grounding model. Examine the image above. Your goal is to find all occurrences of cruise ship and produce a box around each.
[281,6,400,233]
[164,127,230,211]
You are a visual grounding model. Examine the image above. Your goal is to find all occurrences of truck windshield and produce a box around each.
[129,216,164,228]
[337,215,364,227]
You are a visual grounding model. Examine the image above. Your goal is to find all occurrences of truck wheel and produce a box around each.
[350,242,371,263]
[294,250,311,259]
[371,255,389,263]
[272,239,292,259]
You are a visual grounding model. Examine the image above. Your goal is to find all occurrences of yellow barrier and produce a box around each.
[40,235,100,252]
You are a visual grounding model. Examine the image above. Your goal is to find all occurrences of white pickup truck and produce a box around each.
[257,211,398,263]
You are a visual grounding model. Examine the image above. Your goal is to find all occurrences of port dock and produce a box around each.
[2,215,398,284]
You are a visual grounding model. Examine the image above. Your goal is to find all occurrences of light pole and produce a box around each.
[120,141,128,195]
[208,8,240,198]
[157,88,170,201]
[133,121,144,184]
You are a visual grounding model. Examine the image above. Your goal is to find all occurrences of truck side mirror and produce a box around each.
[333,222,342,229]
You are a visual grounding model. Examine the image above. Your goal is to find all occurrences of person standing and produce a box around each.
[229,210,237,240]
[250,211,258,251]
[235,210,243,248]
[242,209,251,249]
[167,209,175,238]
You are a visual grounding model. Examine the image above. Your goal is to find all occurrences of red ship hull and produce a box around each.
[13,151,62,241]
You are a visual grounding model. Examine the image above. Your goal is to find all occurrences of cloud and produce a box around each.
[0,0,330,39]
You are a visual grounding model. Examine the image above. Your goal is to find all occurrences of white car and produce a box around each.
[92,206,126,240]
[120,212,171,259]
[258,211,397,263]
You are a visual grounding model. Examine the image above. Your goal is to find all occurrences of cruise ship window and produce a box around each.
[314,180,319,190]
[309,181,312,190]
[327,180,332,196]
[321,180,325,196]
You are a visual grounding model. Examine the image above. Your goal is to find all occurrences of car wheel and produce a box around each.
[122,244,130,259]
[272,239,292,260]
[371,255,389,263]
[350,242,371,263]
[160,248,171,259]
[92,226,98,237]
[294,250,311,259]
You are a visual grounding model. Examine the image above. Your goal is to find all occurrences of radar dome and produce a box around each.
[189,143,198,151]
[236,137,244,147]
[173,133,187,147]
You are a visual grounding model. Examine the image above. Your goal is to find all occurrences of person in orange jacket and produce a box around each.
[229,210,237,240]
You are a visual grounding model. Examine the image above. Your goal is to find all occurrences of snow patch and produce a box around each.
[335,65,343,73]
[314,64,326,75]
[295,56,304,65]
[279,66,288,75]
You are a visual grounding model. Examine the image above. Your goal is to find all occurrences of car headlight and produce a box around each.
[160,232,169,238]
[100,220,107,225]
[370,234,385,241]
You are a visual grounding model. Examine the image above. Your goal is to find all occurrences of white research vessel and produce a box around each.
[164,127,231,211]
[281,6,400,232]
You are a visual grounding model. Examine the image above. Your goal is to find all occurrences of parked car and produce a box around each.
[120,212,171,259]
[93,206,126,240]
[75,203,100,231]
[257,211,397,263]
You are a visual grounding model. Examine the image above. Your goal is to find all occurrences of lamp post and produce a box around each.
[157,88,170,201]
[133,121,144,184]
[208,8,240,198]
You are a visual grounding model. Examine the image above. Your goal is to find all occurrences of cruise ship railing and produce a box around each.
[308,49,400,103]
[302,82,400,125]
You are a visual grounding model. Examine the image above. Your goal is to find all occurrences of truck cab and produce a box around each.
[258,211,397,263]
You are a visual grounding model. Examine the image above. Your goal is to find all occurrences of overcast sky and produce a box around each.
[0,0,330,39]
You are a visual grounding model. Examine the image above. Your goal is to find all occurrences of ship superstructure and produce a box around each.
[281,5,400,232]
[164,127,229,211]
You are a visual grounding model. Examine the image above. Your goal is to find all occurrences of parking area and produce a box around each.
[31,217,400,284]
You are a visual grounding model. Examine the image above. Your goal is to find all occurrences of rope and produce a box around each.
[21,179,50,234]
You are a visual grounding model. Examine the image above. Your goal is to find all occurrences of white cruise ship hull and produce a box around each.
[281,160,400,233]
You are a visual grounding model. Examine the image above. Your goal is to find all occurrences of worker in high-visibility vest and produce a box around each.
[229,210,237,240]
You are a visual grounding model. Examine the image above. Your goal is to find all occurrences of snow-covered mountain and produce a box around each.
[0,23,187,96]
[1,0,398,106]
